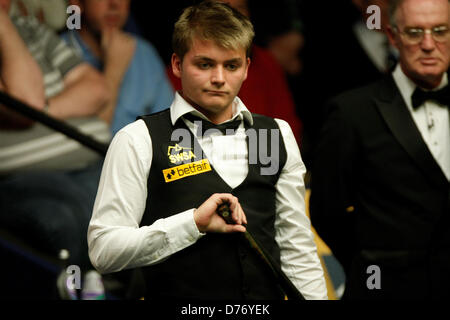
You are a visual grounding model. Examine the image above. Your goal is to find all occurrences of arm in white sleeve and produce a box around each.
[88,120,204,274]
[274,119,328,300]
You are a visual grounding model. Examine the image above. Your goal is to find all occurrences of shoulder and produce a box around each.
[139,109,171,122]
[131,36,167,71]
[332,78,386,104]
[60,30,74,44]
[326,76,392,117]
[112,119,151,153]
[250,114,294,144]
[134,36,161,58]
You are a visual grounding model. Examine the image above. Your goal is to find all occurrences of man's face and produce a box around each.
[389,0,450,88]
[172,38,250,122]
[77,0,130,32]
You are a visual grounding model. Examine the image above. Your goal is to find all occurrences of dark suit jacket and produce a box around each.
[310,75,450,300]
[297,19,387,168]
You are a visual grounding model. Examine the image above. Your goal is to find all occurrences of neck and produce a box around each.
[78,28,103,60]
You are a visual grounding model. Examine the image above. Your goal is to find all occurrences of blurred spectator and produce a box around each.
[296,0,393,167]
[0,4,45,128]
[1,0,109,171]
[62,0,174,135]
[0,0,109,299]
[248,0,304,76]
[9,0,68,32]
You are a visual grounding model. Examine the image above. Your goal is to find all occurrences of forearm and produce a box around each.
[97,65,125,124]
[47,64,109,119]
[97,29,136,124]
[87,123,203,273]
[0,78,27,128]
[0,12,45,111]
[88,209,202,274]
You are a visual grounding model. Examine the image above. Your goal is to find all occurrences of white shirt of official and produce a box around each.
[88,92,328,300]
[393,65,450,180]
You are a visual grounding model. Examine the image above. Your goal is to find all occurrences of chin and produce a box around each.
[421,68,446,79]
[413,70,446,87]
[203,99,229,111]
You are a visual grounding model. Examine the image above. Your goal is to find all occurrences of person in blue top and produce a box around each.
[61,0,174,134]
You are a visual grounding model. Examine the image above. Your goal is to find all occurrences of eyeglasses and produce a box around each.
[394,25,450,44]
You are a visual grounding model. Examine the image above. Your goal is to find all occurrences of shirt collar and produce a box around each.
[392,64,448,110]
[169,91,254,126]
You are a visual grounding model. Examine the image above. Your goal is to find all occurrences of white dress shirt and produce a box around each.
[393,65,450,180]
[88,93,328,300]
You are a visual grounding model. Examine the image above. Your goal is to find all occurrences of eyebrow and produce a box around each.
[193,56,244,64]
[405,23,449,29]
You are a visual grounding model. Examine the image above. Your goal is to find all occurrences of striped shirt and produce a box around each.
[0,16,108,173]
[11,15,83,98]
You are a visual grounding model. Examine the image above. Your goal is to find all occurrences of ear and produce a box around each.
[386,25,398,49]
[243,57,251,81]
[171,53,182,79]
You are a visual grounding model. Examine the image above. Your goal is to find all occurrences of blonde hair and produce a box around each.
[172,0,255,59]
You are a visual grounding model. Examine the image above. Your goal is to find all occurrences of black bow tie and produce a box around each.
[183,113,242,136]
[411,85,450,109]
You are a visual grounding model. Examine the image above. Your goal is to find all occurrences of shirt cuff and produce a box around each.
[163,208,205,252]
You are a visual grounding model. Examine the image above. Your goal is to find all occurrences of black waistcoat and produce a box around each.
[138,109,288,299]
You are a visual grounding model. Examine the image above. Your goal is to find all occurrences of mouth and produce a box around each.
[104,15,121,26]
[204,90,228,95]
[419,57,439,65]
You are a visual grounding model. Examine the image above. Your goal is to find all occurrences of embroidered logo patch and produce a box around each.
[163,159,212,183]
[167,144,196,165]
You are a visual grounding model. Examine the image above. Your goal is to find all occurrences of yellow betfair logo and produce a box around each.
[163,159,212,183]
[167,144,196,164]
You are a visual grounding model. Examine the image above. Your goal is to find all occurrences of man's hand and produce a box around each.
[99,28,136,123]
[101,28,136,79]
[194,193,247,233]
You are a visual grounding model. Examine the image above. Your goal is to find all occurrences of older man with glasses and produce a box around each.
[310,0,450,300]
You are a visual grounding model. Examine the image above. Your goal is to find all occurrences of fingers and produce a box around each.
[213,193,246,226]
[223,223,246,233]
[232,202,247,226]
[194,193,247,234]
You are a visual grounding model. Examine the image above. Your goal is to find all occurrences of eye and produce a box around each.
[405,28,423,39]
[225,64,238,71]
[433,26,449,36]
[197,62,211,70]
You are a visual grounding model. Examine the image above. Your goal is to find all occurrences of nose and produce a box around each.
[420,32,436,51]
[211,66,225,86]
